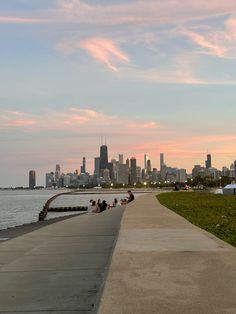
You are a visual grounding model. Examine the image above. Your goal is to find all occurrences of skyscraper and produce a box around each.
[130,157,137,184]
[94,157,100,175]
[205,154,212,169]
[144,153,149,169]
[29,170,36,189]
[81,157,86,173]
[160,153,164,169]
[55,164,61,182]
[234,160,236,178]
[118,154,124,165]
[117,164,129,184]
[147,159,152,173]
[99,145,108,175]
[126,158,130,168]
[46,172,55,188]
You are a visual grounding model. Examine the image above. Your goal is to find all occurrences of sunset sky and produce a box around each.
[1,0,236,186]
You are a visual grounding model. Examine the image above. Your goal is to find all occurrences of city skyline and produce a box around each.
[40,149,236,188]
[25,149,236,188]
[1,1,236,186]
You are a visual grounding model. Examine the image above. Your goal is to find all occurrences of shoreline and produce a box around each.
[0,213,85,242]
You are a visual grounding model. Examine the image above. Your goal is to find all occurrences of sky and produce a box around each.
[0,0,236,186]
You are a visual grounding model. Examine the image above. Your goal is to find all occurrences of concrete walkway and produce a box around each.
[98,193,236,314]
[0,207,124,314]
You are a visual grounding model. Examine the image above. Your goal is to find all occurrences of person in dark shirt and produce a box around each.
[127,190,135,203]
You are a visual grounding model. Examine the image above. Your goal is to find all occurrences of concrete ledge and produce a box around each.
[98,193,236,314]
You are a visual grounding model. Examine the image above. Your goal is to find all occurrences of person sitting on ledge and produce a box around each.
[99,200,108,212]
[112,198,118,207]
[127,190,135,203]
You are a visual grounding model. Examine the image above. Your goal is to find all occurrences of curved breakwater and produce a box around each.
[0,189,143,230]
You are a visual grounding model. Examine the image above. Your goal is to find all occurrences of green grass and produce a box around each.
[157,192,236,247]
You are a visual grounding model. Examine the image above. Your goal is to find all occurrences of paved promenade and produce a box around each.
[98,193,236,314]
[0,207,124,313]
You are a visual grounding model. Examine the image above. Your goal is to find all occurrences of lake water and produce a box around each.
[0,190,130,230]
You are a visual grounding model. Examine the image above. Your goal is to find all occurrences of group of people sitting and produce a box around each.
[87,190,135,214]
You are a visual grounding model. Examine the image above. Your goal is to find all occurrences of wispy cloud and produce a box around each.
[80,38,129,72]
[0,16,50,24]
[184,31,227,58]
[58,37,129,71]
[0,107,158,134]
[0,111,36,128]
[57,0,236,26]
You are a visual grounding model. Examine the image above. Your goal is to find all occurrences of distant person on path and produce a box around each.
[127,190,135,203]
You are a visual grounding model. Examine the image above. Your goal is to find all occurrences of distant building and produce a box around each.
[136,166,142,183]
[94,157,100,175]
[230,163,235,178]
[55,164,61,185]
[118,154,124,165]
[205,154,212,169]
[147,159,152,173]
[160,153,164,169]
[80,157,86,174]
[107,162,114,182]
[152,168,158,182]
[144,153,149,169]
[222,166,230,177]
[234,160,236,178]
[99,145,108,176]
[103,168,110,183]
[29,170,36,189]
[130,157,137,184]
[78,173,89,186]
[116,164,129,184]
[205,167,220,180]
[46,172,55,188]
[63,174,70,187]
[192,165,205,178]
[176,169,187,183]
[126,158,130,168]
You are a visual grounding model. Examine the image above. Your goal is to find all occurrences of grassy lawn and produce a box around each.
[157,192,236,247]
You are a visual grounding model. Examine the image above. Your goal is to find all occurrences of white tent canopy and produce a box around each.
[223,184,236,195]
[224,184,236,189]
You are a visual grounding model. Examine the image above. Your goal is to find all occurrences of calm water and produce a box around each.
[0,190,129,230]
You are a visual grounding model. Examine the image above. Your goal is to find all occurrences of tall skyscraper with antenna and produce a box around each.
[99,144,108,176]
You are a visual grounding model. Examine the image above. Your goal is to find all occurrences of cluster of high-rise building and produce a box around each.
[28,144,236,189]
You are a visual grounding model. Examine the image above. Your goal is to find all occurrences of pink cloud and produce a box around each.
[0,111,36,128]
[80,38,129,71]
[58,0,236,26]
[128,121,158,130]
[184,31,227,57]
[225,18,236,40]
[2,107,235,174]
